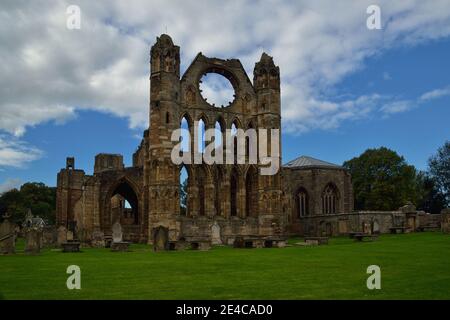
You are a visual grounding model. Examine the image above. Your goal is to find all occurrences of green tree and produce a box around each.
[343,147,419,210]
[416,172,447,214]
[0,182,56,225]
[428,140,450,205]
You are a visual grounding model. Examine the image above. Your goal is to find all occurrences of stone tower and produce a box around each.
[253,52,283,235]
[146,34,182,243]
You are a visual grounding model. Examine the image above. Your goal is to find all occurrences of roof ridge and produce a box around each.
[283,155,343,169]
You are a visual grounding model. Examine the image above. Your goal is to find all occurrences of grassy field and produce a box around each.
[0,232,449,300]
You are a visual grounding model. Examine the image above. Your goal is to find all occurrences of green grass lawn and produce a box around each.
[1,232,449,300]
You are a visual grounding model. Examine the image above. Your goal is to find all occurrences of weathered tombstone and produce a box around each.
[110,222,130,252]
[362,222,371,235]
[22,210,45,255]
[25,229,42,255]
[153,226,169,251]
[57,226,67,246]
[0,213,16,254]
[66,230,74,241]
[211,221,222,245]
[112,221,123,243]
[91,230,105,248]
[372,220,380,234]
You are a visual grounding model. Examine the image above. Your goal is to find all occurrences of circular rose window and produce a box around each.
[199,72,235,108]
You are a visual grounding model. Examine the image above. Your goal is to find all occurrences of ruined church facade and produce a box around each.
[56,35,286,244]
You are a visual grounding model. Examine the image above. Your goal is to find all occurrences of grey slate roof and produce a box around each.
[283,155,343,169]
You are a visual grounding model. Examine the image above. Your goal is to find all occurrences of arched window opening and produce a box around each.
[197,167,206,216]
[230,169,238,217]
[245,167,258,217]
[180,116,190,153]
[296,188,308,218]
[215,119,224,149]
[198,118,206,153]
[231,122,238,162]
[322,184,338,214]
[166,112,170,124]
[110,181,139,226]
[215,168,223,216]
[180,166,189,216]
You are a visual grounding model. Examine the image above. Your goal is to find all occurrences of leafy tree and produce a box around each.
[415,172,447,214]
[428,141,450,205]
[0,182,56,225]
[343,147,419,211]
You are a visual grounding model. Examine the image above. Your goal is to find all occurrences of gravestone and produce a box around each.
[112,221,123,243]
[91,230,105,247]
[25,229,42,255]
[110,222,129,252]
[211,221,222,245]
[0,213,16,254]
[22,210,45,255]
[57,226,67,246]
[153,226,169,251]
[372,220,380,234]
[362,222,371,235]
[66,230,74,241]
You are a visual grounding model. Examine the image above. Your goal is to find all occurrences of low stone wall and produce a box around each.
[294,210,442,237]
[180,216,260,245]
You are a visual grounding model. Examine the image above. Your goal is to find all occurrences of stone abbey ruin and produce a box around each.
[55,34,446,249]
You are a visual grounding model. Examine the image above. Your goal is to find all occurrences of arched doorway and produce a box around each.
[105,179,141,242]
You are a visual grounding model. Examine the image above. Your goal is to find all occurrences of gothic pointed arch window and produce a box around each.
[197,166,206,216]
[180,115,191,153]
[230,168,238,217]
[215,167,223,216]
[245,166,258,217]
[197,117,207,154]
[231,121,238,162]
[179,165,190,216]
[322,183,339,214]
[296,187,308,218]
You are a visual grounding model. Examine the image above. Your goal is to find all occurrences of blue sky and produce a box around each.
[0,1,450,191]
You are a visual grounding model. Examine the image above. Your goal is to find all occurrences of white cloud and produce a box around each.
[1,0,450,138]
[0,136,43,168]
[0,178,22,194]
[380,100,414,114]
[420,86,450,101]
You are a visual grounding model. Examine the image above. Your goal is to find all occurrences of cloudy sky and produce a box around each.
[1,0,450,192]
